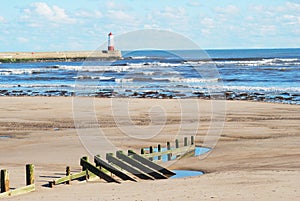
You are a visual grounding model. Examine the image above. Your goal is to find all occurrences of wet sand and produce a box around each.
[0,97,299,200]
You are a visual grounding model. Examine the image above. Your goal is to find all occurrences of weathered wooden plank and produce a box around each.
[94,155,136,182]
[0,184,35,198]
[106,153,154,180]
[128,150,176,176]
[53,171,86,185]
[51,169,102,186]
[180,147,196,159]
[80,158,120,183]
[116,151,167,179]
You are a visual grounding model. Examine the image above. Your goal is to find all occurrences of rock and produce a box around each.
[239,92,248,97]
[254,92,265,96]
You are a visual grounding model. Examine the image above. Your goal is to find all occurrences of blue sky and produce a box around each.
[0,0,300,51]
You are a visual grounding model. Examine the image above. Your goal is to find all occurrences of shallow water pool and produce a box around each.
[0,136,11,139]
[170,170,203,179]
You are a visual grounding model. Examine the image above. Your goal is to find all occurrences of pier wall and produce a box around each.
[0,50,122,62]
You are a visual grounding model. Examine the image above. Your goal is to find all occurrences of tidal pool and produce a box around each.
[0,136,11,139]
[170,170,204,179]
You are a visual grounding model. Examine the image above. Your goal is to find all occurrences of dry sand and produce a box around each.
[0,97,299,201]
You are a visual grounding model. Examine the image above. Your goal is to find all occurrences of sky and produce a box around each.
[0,0,300,51]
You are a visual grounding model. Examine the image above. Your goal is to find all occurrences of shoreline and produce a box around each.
[0,90,299,105]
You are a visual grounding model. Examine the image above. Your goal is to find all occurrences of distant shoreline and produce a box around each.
[0,50,122,63]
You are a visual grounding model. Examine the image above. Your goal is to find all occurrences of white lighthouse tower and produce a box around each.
[108,32,114,51]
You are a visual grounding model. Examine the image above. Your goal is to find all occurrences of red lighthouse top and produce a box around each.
[108,32,114,51]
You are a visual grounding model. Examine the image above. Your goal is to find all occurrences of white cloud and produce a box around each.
[259,25,276,34]
[283,14,300,25]
[22,2,76,25]
[105,1,128,10]
[143,24,159,29]
[75,10,103,18]
[106,1,117,9]
[214,5,240,15]
[0,16,6,23]
[249,2,300,34]
[200,17,215,36]
[187,1,201,7]
[107,10,135,22]
[158,7,186,20]
[200,17,215,29]
[17,37,29,43]
[286,1,300,11]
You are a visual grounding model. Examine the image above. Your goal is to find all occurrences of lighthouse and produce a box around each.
[108,32,114,51]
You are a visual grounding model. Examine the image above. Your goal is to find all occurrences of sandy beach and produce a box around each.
[0,97,299,201]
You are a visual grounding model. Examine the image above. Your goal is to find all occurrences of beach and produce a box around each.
[0,97,299,200]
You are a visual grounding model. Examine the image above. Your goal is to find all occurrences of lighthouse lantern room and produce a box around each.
[108,32,114,51]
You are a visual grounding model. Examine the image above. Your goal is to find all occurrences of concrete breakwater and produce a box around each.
[0,50,122,62]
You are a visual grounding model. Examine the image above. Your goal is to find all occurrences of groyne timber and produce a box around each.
[0,50,122,63]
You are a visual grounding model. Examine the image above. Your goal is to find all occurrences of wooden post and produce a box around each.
[167,141,171,161]
[1,169,9,193]
[81,156,88,171]
[167,142,171,150]
[81,156,89,180]
[66,166,70,184]
[49,181,54,188]
[184,137,188,146]
[175,139,179,148]
[26,164,34,186]
[158,144,161,160]
[175,139,180,158]
[149,146,153,153]
[191,136,194,145]
[149,146,153,161]
[141,148,144,155]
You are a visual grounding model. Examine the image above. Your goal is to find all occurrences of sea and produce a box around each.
[0,48,299,104]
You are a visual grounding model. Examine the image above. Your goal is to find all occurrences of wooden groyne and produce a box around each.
[49,151,175,187]
[0,164,35,199]
[0,50,122,63]
[49,136,198,188]
[0,136,200,199]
